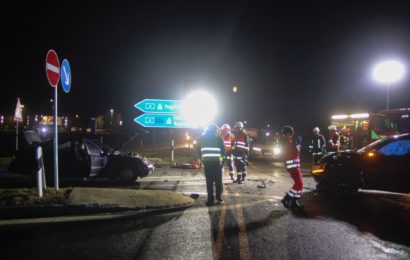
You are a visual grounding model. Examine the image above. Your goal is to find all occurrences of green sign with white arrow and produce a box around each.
[134,113,193,128]
[135,99,181,114]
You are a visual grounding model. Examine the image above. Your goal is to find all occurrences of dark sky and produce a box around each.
[3,1,410,133]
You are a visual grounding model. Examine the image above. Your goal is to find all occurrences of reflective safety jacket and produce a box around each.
[309,134,326,154]
[197,133,226,162]
[282,136,301,170]
[233,131,249,155]
[221,133,235,153]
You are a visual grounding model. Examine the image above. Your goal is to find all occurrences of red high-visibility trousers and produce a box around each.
[287,167,303,198]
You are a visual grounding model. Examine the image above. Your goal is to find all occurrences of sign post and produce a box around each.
[46,50,60,191]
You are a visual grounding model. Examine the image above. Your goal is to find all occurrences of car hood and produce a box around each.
[319,150,358,163]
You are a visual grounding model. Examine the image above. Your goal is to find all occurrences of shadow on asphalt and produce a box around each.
[301,190,410,247]
[0,206,189,259]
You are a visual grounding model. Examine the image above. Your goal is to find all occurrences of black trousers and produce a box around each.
[204,161,223,202]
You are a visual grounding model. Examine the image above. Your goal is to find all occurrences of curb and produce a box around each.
[0,204,193,227]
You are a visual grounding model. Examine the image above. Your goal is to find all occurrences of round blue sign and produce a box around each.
[60,59,71,93]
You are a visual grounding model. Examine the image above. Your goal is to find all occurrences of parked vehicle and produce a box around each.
[249,137,282,160]
[311,134,410,195]
[9,131,154,183]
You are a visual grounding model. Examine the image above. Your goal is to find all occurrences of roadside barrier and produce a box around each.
[35,145,47,198]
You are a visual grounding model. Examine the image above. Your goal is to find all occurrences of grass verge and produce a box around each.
[0,188,71,207]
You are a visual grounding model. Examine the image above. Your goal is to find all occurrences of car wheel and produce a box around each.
[118,168,137,184]
[316,179,358,199]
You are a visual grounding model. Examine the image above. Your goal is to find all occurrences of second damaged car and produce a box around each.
[9,131,154,184]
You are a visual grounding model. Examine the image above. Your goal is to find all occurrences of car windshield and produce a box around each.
[357,137,389,154]
[253,138,276,146]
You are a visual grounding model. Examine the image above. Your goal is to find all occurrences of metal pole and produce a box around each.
[15,121,18,152]
[386,83,390,110]
[36,146,43,198]
[171,139,174,163]
[54,86,59,190]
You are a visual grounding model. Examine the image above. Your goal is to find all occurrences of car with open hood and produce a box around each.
[9,130,154,184]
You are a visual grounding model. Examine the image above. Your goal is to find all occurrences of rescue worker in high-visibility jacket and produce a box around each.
[309,127,326,164]
[280,125,304,211]
[232,121,250,184]
[221,123,235,181]
[197,123,226,206]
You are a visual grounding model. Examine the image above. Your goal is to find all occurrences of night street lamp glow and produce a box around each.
[373,60,405,84]
[181,90,218,128]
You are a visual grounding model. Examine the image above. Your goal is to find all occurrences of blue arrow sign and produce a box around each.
[60,59,71,93]
[134,114,194,128]
[135,99,181,114]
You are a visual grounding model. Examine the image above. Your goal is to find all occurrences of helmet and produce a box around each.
[313,127,320,133]
[234,121,244,130]
[281,125,294,136]
[205,123,219,135]
[221,123,231,134]
[328,125,337,131]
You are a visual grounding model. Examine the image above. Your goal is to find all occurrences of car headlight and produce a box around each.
[273,147,281,155]
[252,147,262,152]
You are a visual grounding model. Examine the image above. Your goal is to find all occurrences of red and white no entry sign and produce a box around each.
[45,50,60,87]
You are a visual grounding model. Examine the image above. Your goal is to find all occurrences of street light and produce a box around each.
[233,85,238,93]
[110,109,114,128]
[372,60,405,109]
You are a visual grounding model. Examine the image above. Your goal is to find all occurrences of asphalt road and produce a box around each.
[1,160,409,259]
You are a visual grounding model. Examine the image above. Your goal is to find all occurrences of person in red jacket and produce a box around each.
[232,121,250,184]
[221,123,235,180]
[280,125,304,211]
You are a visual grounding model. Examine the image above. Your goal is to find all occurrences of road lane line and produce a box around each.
[226,186,252,260]
[214,203,227,259]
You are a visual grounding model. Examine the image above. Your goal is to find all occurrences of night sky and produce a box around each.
[4,1,410,134]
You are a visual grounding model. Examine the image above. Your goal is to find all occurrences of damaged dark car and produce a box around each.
[9,130,154,184]
[311,133,410,195]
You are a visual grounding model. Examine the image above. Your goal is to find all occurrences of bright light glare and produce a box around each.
[273,147,281,155]
[331,114,348,120]
[252,147,262,152]
[350,113,369,119]
[181,90,218,128]
[373,60,405,84]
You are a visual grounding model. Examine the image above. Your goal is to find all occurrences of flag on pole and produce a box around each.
[14,98,23,122]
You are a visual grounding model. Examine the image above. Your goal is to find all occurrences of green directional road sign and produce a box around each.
[135,99,181,114]
[134,113,194,128]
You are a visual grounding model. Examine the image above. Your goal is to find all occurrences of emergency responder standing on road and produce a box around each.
[232,121,249,184]
[197,123,226,206]
[280,126,304,211]
[328,125,340,152]
[309,127,326,164]
[221,123,235,181]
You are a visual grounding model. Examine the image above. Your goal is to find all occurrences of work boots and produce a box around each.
[236,173,242,184]
[281,193,292,209]
[241,173,246,183]
[290,198,304,212]
[230,173,234,181]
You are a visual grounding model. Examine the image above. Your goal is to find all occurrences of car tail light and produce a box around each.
[312,164,326,175]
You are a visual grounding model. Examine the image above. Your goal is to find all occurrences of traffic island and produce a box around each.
[66,187,194,209]
[0,187,194,222]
